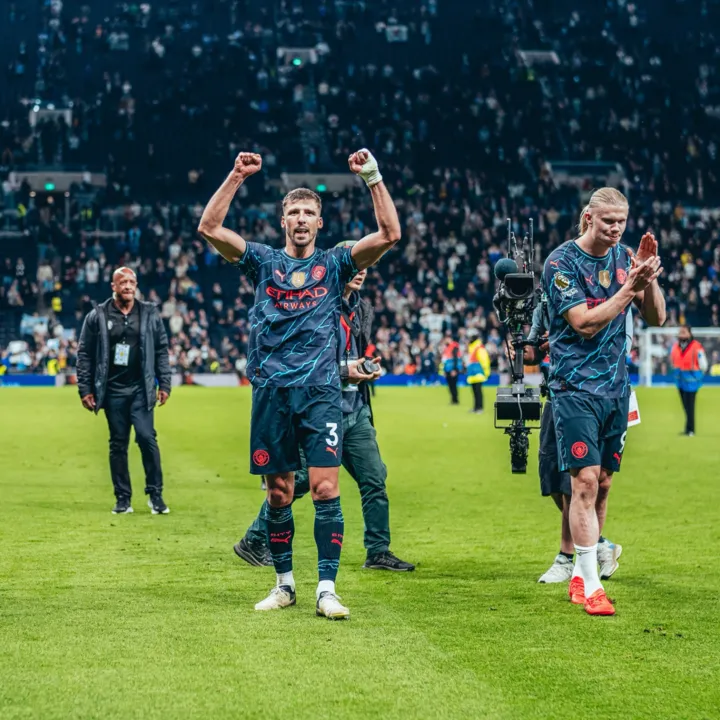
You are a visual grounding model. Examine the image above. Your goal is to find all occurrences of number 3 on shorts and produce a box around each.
[325,422,339,448]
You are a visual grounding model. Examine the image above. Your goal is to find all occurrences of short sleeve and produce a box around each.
[543,254,586,316]
[234,241,273,282]
[327,247,359,284]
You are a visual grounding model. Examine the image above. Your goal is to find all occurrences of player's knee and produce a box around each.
[598,470,613,494]
[266,473,293,506]
[311,472,339,501]
[571,467,599,504]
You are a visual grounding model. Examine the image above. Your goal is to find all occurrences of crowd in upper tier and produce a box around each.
[1,0,719,378]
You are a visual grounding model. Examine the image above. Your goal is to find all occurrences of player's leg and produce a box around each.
[596,396,629,580]
[553,392,614,615]
[250,387,300,611]
[342,406,414,571]
[236,450,311,568]
[104,392,133,513]
[538,401,574,583]
[299,386,349,619]
[595,468,622,579]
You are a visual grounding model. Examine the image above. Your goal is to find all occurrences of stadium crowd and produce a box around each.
[1,0,720,379]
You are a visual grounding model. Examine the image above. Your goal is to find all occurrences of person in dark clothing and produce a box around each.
[441,339,463,405]
[77,267,172,515]
[235,245,415,572]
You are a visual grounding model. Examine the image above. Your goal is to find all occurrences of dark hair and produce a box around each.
[282,188,322,213]
[680,324,694,339]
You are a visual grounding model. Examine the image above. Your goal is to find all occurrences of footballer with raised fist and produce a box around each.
[198,149,401,619]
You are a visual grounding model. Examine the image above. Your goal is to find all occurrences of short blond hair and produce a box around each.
[578,187,628,234]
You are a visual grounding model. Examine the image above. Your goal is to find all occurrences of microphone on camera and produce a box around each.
[494,257,519,282]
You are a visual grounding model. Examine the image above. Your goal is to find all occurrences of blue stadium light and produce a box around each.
[315,184,327,192]
[292,57,302,67]
[44,183,55,191]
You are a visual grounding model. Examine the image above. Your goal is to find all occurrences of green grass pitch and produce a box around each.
[1,386,719,719]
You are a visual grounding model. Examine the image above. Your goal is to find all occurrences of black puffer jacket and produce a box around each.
[77,298,171,413]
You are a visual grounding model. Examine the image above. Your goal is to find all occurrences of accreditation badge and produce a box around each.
[113,343,130,367]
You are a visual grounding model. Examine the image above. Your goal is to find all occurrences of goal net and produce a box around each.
[634,327,720,387]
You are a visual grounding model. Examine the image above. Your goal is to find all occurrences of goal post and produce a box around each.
[635,327,720,387]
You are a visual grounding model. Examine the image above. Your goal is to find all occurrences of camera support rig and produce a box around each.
[493,219,543,474]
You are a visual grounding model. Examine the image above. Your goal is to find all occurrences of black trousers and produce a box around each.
[679,389,697,434]
[447,374,459,404]
[471,382,484,411]
[103,385,163,500]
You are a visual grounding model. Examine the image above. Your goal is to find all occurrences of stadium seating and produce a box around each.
[1,0,719,378]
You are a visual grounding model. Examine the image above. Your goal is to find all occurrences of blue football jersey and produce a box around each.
[543,240,633,398]
[236,242,358,387]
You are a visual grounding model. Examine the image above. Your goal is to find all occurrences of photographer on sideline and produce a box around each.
[77,267,172,515]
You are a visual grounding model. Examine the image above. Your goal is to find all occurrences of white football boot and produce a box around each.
[598,540,623,580]
[316,591,350,620]
[538,554,574,584]
[254,585,296,611]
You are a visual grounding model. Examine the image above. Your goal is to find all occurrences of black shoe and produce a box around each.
[111,499,133,514]
[363,551,415,572]
[233,537,273,567]
[147,494,170,515]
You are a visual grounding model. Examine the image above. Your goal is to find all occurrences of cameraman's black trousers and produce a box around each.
[679,389,697,434]
[471,382,484,412]
[103,385,163,500]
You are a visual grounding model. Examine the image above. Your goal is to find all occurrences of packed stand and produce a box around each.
[2,0,720,380]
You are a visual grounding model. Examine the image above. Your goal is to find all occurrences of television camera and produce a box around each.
[493,220,544,474]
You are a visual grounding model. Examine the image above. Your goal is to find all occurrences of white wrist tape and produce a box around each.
[357,148,383,187]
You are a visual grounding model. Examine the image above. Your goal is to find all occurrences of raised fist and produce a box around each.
[233,152,262,178]
[348,150,370,175]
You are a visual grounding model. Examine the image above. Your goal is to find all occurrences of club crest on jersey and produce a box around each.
[553,272,571,291]
[616,268,627,285]
[290,271,306,288]
[311,265,326,281]
[598,270,612,288]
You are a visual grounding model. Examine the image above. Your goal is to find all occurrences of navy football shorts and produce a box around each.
[538,400,572,496]
[249,385,343,475]
[552,391,629,474]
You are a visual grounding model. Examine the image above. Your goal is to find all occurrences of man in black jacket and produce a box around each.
[235,250,415,572]
[77,267,172,515]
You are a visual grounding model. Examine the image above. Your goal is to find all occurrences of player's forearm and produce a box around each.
[568,285,635,340]
[198,172,243,235]
[369,182,401,247]
[639,281,666,327]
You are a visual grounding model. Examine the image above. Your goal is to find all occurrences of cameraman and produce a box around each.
[522,296,624,585]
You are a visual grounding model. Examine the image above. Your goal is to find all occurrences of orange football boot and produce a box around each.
[584,589,615,616]
[568,576,585,605]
